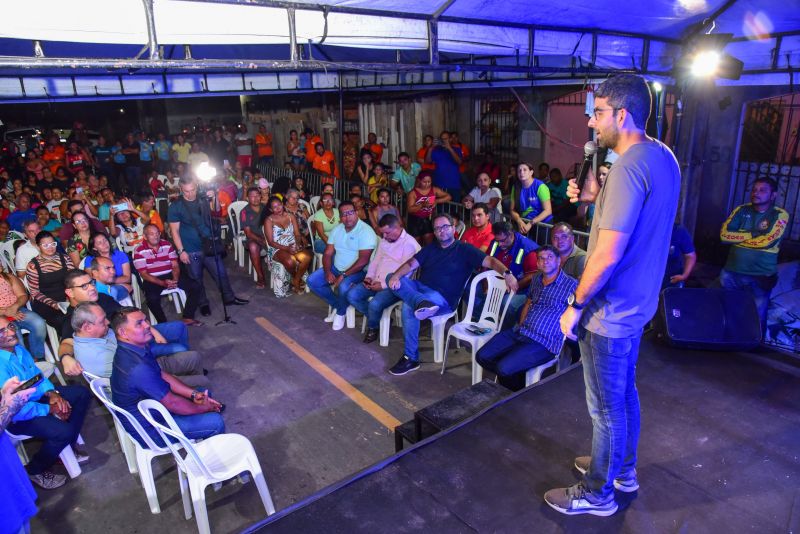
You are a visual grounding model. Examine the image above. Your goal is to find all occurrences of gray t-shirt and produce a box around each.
[582,139,680,338]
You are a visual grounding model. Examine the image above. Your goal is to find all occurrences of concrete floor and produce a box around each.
[29,257,479,533]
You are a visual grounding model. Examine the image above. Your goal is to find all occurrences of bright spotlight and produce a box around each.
[196,162,216,182]
[652,82,663,93]
[691,50,721,77]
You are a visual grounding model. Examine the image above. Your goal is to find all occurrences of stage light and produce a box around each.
[691,50,721,77]
[196,162,216,182]
[652,81,663,92]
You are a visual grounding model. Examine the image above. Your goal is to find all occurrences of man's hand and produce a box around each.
[48,392,71,419]
[179,251,190,264]
[388,274,401,290]
[325,271,338,285]
[367,279,382,291]
[669,274,687,284]
[567,169,600,205]
[166,279,179,289]
[504,273,519,294]
[62,355,84,376]
[331,274,344,289]
[559,306,582,341]
[192,390,222,412]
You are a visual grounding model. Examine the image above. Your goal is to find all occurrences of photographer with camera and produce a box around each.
[167,176,248,321]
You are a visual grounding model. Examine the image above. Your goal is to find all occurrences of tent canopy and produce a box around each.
[0,0,797,101]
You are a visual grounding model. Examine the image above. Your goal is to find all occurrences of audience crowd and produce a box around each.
[0,115,785,532]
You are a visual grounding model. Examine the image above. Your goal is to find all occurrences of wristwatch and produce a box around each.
[567,293,586,310]
[503,270,512,277]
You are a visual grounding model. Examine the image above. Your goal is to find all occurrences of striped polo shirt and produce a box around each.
[133,239,177,277]
[519,270,577,354]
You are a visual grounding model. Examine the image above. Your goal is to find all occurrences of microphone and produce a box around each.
[576,140,598,192]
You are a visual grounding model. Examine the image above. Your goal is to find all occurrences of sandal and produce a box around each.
[256,281,266,289]
[181,318,204,327]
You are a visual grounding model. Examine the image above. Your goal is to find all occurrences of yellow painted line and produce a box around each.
[255,317,402,430]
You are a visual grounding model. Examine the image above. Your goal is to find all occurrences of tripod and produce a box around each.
[202,181,235,326]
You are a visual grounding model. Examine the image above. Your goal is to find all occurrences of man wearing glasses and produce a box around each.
[57,270,195,376]
[545,74,680,516]
[308,201,377,331]
[386,213,519,376]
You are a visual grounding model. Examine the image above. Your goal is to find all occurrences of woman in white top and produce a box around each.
[108,198,150,251]
[463,172,502,222]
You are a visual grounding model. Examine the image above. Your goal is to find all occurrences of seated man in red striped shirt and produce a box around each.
[132,224,195,325]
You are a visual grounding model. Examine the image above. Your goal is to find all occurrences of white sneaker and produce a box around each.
[324,311,335,323]
[332,314,346,330]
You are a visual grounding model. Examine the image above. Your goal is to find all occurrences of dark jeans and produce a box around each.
[579,327,642,500]
[124,165,142,194]
[476,328,554,390]
[31,301,66,332]
[143,274,177,324]
[181,251,236,319]
[149,321,190,357]
[307,265,366,316]
[390,275,452,361]
[719,268,772,334]
[9,385,91,474]
[346,284,399,329]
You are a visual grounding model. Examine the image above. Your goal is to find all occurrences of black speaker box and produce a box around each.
[658,287,762,351]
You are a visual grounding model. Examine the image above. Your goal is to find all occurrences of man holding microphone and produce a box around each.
[544,75,681,516]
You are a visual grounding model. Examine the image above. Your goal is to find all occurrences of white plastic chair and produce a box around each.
[89,378,174,514]
[441,271,513,384]
[309,195,320,213]
[227,201,248,268]
[524,335,568,387]
[359,299,403,347]
[8,430,82,479]
[297,198,313,216]
[0,239,17,272]
[138,399,276,533]
[306,217,323,273]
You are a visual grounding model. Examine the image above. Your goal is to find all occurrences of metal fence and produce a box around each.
[256,163,591,248]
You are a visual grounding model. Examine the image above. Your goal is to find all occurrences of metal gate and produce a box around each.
[732,93,800,244]
[477,96,519,172]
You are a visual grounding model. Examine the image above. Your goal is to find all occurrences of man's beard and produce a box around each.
[597,125,619,150]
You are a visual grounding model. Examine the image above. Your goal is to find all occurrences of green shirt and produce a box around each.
[391,162,421,193]
[722,204,788,276]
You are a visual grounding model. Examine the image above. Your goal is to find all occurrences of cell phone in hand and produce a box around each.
[14,373,43,393]
[75,187,84,194]
[112,202,129,212]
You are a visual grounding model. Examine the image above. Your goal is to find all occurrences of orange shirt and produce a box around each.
[417,146,436,172]
[255,133,273,157]
[304,135,322,165]
[364,143,383,163]
[43,146,66,174]
[312,150,339,180]
[460,224,494,252]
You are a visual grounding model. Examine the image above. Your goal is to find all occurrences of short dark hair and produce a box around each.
[338,200,355,212]
[552,222,574,235]
[537,244,559,257]
[754,176,778,193]
[246,186,259,196]
[110,306,140,335]
[35,206,49,215]
[471,202,489,215]
[67,199,84,211]
[377,188,391,198]
[378,213,400,227]
[538,162,550,171]
[397,152,410,159]
[35,230,55,245]
[433,213,454,226]
[63,268,90,289]
[179,176,195,186]
[492,221,515,236]
[594,74,652,130]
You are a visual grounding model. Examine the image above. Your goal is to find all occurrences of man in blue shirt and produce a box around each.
[663,222,696,289]
[476,245,576,390]
[308,201,377,331]
[387,213,519,375]
[0,316,90,489]
[7,193,36,232]
[110,307,224,447]
[425,131,463,201]
[138,132,154,176]
[153,133,172,174]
